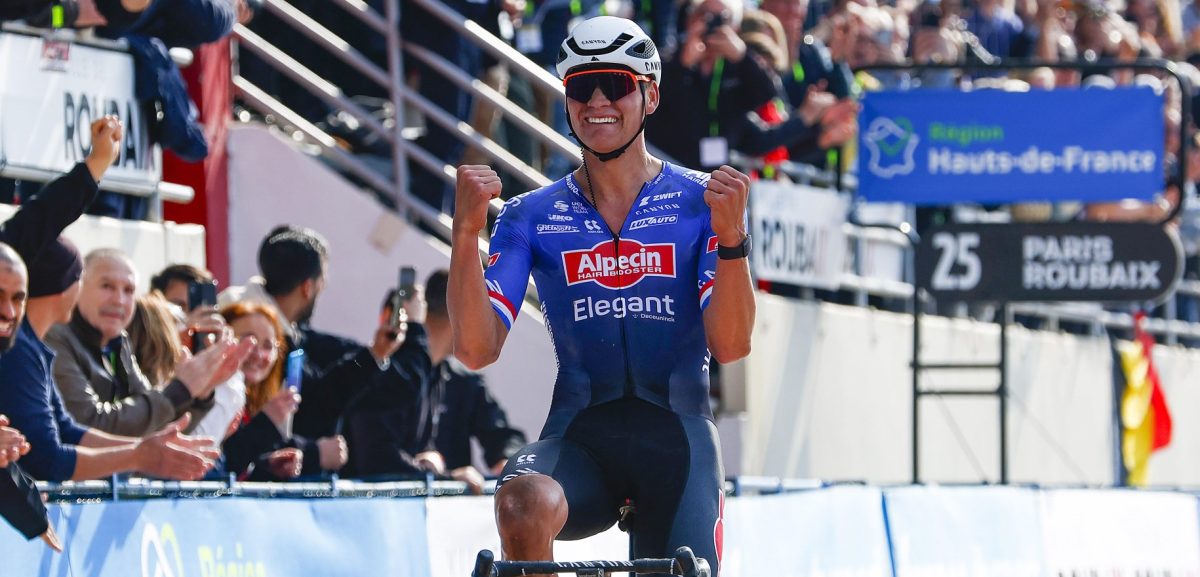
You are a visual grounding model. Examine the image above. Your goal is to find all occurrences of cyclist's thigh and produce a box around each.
[497,438,621,540]
[630,415,724,576]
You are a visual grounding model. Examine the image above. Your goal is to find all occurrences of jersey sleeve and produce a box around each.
[699,213,718,310]
[484,198,533,330]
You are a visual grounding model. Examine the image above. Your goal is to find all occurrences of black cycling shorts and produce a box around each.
[497,398,725,576]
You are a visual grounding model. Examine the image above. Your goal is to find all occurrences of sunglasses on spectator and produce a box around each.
[563,69,652,103]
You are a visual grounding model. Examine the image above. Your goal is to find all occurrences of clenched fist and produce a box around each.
[704,166,751,246]
[454,165,503,237]
[85,115,124,183]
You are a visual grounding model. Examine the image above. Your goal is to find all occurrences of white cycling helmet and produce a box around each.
[556,16,661,85]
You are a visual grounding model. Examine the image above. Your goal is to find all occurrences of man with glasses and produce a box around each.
[450,16,754,576]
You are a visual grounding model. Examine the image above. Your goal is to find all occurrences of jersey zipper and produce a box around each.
[612,232,635,397]
[582,180,650,400]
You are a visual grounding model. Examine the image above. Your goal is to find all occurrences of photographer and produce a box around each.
[647,0,855,169]
[340,279,436,480]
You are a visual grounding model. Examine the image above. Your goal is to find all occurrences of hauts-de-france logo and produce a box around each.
[562,239,676,289]
[864,116,919,178]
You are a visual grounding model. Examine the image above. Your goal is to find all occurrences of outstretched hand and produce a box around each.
[136,415,218,480]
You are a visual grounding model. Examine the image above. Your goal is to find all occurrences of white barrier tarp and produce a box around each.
[1041,489,1200,577]
[885,485,1045,577]
[722,486,893,577]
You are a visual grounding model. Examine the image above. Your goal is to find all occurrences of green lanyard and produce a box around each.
[570,0,581,15]
[51,0,65,28]
[792,62,804,84]
[707,58,725,137]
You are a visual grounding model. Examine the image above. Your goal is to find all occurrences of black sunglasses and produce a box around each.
[564,69,651,103]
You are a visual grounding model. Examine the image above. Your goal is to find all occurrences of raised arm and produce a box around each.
[448,165,510,369]
[701,166,755,363]
[2,117,121,265]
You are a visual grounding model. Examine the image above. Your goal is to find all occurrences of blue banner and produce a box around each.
[0,498,431,577]
[884,486,1047,577]
[857,88,1164,204]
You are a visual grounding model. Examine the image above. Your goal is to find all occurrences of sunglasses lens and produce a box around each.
[565,72,638,102]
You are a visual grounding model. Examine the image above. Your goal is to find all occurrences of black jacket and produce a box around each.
[289,325,390,440]
[0,464,47,540]
[340,324,434,478]
[433,359,526,471]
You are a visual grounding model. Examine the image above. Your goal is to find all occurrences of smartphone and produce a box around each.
[187,279,218,312]
[704,11,726,36]
[391,266,417,330]
[285,349,305,393]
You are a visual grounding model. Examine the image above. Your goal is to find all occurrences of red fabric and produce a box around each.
[1133,311,1173,450]
[162,38,233,286]
[713,490,724,566]
[756,99,789,167]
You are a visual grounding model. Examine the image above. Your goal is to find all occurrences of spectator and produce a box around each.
[127,292,185,389]
[757,0,855,120]
[648,0,855,169]
[0,236,247,482]
[219,302,308,481]
[424,270,525,485]
[97,0,247,48]
[221,227,397,470]
[341,283,435,480]
[0,246,60,551]
[965,0,1024,58]
[45,249,231,437]
[149,263,212,312]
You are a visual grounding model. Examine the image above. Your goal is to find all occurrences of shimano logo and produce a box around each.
[629,215,678,230]
[548,214,574,222]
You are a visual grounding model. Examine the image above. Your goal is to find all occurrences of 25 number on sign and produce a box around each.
[930,232,982,292]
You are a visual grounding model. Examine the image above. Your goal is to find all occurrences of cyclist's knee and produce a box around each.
[495,474,567,535]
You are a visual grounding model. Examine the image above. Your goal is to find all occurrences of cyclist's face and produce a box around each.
[567,77,659,152]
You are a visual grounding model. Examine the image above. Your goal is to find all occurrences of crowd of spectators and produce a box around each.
[0,209,526,544]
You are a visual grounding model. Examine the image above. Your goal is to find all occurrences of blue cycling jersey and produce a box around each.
[485,162,719,436]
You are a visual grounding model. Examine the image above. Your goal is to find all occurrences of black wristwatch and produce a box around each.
[717,234,752,260]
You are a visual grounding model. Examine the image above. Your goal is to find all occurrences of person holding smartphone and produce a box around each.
[451,17,754,577]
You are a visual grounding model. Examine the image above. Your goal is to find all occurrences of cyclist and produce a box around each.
[449,16,754,577]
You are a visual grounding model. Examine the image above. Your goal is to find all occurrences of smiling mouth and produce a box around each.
[586,117,618,124]
[0,320,12,336]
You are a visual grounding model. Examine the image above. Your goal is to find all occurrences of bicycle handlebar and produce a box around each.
[471,547,711,577]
